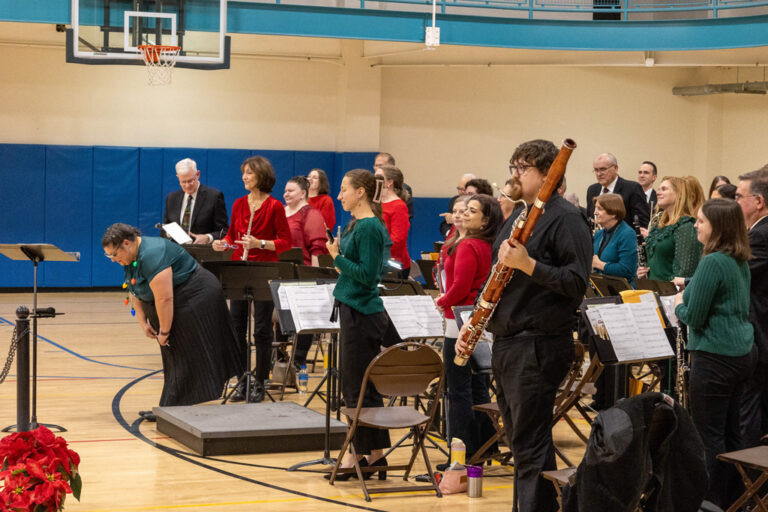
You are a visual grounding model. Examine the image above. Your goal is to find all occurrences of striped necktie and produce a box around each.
[181,194,193,232]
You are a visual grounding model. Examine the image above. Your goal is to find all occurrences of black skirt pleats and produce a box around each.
[142,266,245,406]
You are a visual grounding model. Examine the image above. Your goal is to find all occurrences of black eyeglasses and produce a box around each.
[105,246,120,259]
[509,164,536,175]
[593,164,616,174]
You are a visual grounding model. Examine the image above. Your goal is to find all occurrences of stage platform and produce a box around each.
[155,402,348,456]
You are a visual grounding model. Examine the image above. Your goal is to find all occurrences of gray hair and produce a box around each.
[176,158,198,175]
[738,169,768,203]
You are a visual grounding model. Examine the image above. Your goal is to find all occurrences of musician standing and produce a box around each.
[457,139,592,512]
[212,156,291,402]
[736,169,768,447]
[164,158,229,243]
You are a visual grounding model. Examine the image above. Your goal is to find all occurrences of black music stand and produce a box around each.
[636,277,678,296]
[270,279,341,472]
[0,243,78,432]
[204,261,292,404]
[589,273,632,297]
[181,244,232,263]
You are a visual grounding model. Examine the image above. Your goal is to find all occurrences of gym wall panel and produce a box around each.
[0,144,47,287]
[409,197,446,260]
[206,149,251,218]
[91,147,140,286]
[42,146,93,287]
[138,148,163,236]
[250,150,295,199]
[333,152,378,228]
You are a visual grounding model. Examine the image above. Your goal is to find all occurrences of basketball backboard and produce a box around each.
[66,0,229,69]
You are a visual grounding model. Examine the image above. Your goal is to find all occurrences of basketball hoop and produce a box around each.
[138,45,181,86]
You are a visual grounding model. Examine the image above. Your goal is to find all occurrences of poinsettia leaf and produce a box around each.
[70,472,82,501]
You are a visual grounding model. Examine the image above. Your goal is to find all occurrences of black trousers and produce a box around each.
[293,334,314,365]
[339,303,392,455]
[689,348,756,508]
[230,299,274,382]
[493,334,573,512]
[739,359,768,448]
[443,336,496,458]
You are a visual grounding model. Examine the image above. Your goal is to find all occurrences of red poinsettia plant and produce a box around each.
[0,426,81,511]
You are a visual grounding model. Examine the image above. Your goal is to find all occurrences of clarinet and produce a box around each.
[454,138,577,366]
[675,324,690,409]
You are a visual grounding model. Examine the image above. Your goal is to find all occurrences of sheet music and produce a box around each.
[382,295,444,339]
[660,296,678,327]
[597,304,647,362]
[284,284,338,332]
[631,302,674,358]
[587,302,673,362]
[162,222,193,244]
[276,282,298,310]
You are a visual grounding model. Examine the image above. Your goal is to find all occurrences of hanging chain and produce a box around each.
[0,327,24,385]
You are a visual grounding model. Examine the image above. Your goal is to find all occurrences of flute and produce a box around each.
[454,138,577,366]
[241,205,257,261]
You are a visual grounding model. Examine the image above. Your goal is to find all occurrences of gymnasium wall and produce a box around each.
[2,30,768,287]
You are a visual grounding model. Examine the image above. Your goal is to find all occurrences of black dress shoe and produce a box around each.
[325,458,368,481]
[139,410,157,422]
[249,381,265,403]
[366,456,388,480]
[230,382,246,402]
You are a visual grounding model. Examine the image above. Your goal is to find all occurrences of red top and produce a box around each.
[287,204,329,266]
[308,194,336,230]
[223,195,292,261]
[436,238,492,319]
[381,199,411,269]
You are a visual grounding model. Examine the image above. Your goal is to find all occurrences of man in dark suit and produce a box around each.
[375,152,414,219]
[586,153,650,231]
[163,158,229,244]
[637,160,658,207]
[737,168,768,447]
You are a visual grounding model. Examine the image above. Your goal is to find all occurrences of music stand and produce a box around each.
[181,244,232,263]
[636,277,678,296]
[270,279,341,472]
[0,244,79,432]
[589,273,632,297]
[203,261,292,404]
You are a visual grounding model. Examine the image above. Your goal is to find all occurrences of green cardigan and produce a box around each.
[333,217,392,314]
[675,251,753,357]
[646,216,701,281]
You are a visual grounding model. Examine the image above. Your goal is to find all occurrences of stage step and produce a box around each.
[155,402,348,456]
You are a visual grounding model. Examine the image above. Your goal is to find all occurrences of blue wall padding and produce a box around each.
[205,149,251,218]
[91,147,140,286]
[0,144,47,286]
[138,148,164,237]
[0,144,448,288]
[43,146,93,287]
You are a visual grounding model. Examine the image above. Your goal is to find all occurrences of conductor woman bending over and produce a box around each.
[103,223,244,419]
[325,169,393,479]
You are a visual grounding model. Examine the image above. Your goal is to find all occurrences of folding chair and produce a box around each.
[718,446,768,512]
[329,342,444,501]
[552,343,604,446]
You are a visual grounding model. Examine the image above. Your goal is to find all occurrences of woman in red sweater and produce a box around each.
[307,168,336,230]
[374,165,411,279]
[436,194,503,463]
[284,176,329,266]
[213,156,291,402]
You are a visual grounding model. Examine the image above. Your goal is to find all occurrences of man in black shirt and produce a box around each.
[458,139,592,512]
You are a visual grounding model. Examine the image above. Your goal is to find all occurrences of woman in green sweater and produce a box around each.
[639,176,702,281]
[674,198,755,508]
[326,169,393,480]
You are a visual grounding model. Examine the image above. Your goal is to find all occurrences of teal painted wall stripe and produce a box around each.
[2,0,768,50]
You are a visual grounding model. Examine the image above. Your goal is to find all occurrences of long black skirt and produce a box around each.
[142,266,245,406]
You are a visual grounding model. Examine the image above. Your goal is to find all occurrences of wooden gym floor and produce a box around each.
[0,291,589,512]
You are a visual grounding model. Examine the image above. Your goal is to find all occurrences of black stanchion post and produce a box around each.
[16,306,31,432]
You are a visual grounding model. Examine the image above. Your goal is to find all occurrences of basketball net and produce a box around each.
[138,45,181,86]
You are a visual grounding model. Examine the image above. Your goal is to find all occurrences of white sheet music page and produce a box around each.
[381,295,443,339]
[162,222,193,244]
[284,284,338,332]
[596,304,646,362]
[659,296,678,327]
[630,301,674,358]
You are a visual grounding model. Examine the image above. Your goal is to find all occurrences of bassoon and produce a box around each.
[454,138,577,366]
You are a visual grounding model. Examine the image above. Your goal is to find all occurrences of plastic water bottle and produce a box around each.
[450,437,466,465]
[298,365,308,394]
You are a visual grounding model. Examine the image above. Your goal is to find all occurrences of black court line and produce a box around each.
[112,371,388,512]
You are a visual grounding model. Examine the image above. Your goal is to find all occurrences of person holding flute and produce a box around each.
[456,139,591,512]
[212,156,291,402]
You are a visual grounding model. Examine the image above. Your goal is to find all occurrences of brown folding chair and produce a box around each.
[552,343,604,447]
[329,342,444,501]
[718,446,768,512]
